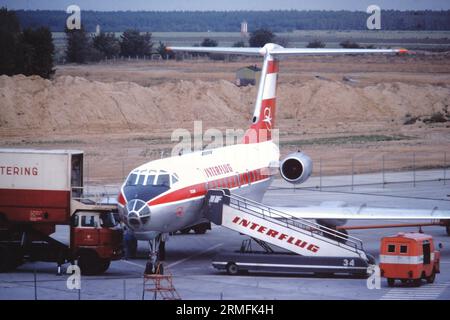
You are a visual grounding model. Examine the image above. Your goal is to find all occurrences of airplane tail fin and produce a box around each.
[167,45,407,144]
[242,47,280,144]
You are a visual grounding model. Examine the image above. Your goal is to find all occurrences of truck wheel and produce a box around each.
[387,278,395,287]
[97,259,111,274]
[226,263,239,276]
[426,270,436,284]
[78,250,103,275]
[0,245,12,272]
[0,245,21,272]
[193,224,207,235]
[412,278,422,287]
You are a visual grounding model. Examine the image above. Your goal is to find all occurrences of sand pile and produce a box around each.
[277,79,449,122]
[0,75,448,135]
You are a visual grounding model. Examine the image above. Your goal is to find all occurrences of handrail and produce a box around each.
[217,190,365,255]
[230,192,363,245]
[71,185,118,206]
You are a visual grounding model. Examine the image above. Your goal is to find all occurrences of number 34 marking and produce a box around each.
[343,259,355,267]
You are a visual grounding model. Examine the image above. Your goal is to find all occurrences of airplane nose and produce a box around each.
[125,199,151,230]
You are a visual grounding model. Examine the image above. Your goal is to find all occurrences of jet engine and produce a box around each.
[279,152,313,184]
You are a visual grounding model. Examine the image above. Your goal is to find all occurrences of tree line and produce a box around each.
[16,10,450,32]
[65,28,162,63]
[0,8,54,78]
[65,28,278,62]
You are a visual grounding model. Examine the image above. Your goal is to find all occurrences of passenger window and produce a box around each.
[400,245,408,254]
[171,175,179,185]
[81,216,96,227]
[388,244,396,253]
[156,174,170,186]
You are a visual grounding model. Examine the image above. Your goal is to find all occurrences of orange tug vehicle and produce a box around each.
[379,232,441,287]
[0,149,123,275]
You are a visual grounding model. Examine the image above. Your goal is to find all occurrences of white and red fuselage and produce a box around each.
[118,141,279,240]
[118,50,281,240]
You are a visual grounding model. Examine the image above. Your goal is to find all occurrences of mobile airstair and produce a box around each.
[204,189,374,276]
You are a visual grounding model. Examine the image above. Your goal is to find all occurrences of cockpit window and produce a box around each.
[126,173,138,186]
[146,174,156,185]
[156,174,170,187]
[123,169,179,202]
[137,174,145,185]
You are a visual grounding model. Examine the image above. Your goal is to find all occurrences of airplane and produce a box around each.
[117,43,449,274]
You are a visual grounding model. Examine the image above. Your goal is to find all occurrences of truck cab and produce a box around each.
[70,210,123,274]
[379,232,440,287]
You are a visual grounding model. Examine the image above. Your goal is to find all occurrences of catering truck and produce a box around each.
[0,149,122,275]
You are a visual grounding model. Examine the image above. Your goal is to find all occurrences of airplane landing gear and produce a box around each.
[145,234,167,274]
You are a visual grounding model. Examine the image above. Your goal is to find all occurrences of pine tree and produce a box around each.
[18,27,55,78]
[249,29,275,48]
[0,7,21,75]
[65,25,90,63]
[93,32,120,59]
[120,29,152,57]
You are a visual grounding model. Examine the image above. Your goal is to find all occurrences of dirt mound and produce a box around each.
[277,79,449,122]
[0,75,448,135]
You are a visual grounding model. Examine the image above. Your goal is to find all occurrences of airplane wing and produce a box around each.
[167,44,407,57]
[167,46,261,56]
[271,205,450,220]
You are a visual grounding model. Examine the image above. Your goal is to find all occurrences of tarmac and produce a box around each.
[1,169,449,300]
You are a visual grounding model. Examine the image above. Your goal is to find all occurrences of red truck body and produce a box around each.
[0,149,122,275]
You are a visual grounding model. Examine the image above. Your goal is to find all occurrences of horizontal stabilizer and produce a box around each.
[167,44,407,57]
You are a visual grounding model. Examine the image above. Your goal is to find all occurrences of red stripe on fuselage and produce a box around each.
[148,168,271,206]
